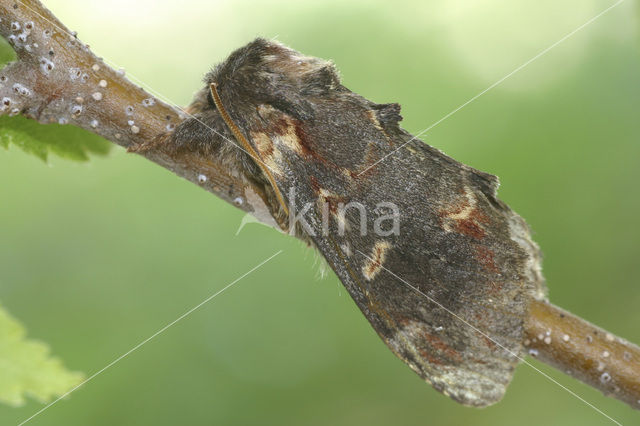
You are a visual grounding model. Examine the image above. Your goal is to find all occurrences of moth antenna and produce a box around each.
[209,83,290,218]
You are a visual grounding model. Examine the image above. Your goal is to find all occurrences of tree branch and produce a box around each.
[0,0,271,213]
[1,0,639,411]
[525,300,640,409]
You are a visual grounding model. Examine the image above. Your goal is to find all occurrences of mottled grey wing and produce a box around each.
[248,91,546,406]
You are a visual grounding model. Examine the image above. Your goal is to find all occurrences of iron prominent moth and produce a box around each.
[168,38,546,407]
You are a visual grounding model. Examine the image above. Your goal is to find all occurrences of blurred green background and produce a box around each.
[1,0,639,424]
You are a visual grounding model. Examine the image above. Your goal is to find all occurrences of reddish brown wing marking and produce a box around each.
[438,185,491,240]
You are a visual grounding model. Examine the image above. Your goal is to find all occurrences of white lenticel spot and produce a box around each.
[69,68,81,81]
[39,57,54,75]
[13,83,31,97]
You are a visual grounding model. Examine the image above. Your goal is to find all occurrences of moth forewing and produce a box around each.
[172,38,546,406]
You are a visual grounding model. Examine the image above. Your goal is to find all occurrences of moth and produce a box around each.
[168,38,546,407]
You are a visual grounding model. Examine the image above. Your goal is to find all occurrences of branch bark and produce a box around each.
[0,0,271,214]
[1,0,639,411]
[525,300,640,409]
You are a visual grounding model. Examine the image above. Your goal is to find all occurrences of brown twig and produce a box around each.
[525,300,640,409]
[1,0,639,411]
[0,0,271,215]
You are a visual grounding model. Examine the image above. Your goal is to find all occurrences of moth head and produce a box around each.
[175,39,341,216]
[205,38,341,122]
[175,38,340,160]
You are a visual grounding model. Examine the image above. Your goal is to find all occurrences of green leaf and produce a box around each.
[0,37,15,67]
[0,116,112,162]
[0,38,111,161]
[0,304,84,407]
